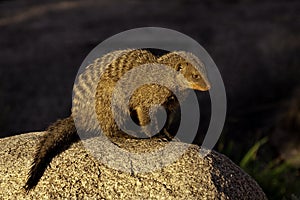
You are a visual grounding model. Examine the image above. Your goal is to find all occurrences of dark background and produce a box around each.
[0,0,299,199]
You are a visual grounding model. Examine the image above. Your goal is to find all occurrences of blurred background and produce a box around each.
[0,0,299,199]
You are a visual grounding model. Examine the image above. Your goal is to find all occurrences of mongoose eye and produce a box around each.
[176,63,184,71]
[192,74,200,79]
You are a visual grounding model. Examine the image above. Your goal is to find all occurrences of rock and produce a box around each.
[0,132,267,199]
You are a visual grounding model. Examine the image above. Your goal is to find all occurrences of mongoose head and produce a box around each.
[157,51,211,91]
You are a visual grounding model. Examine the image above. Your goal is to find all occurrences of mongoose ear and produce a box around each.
[175,63,184,71]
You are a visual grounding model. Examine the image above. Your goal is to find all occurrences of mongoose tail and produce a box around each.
[24,116,79,192]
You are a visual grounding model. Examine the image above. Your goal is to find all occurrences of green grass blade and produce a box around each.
[240,137,268,168]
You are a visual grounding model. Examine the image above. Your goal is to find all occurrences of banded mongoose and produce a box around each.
[24,49,211,192]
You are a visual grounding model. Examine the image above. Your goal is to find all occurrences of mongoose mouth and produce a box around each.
[189,83,211,91]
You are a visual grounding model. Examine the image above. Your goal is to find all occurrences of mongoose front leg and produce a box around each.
[163,110,180,141]
[135,105,174,141]
[135,106,150,127]
[135,106,154,138]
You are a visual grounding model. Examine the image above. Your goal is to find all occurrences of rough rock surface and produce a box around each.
[0,132,267,199]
